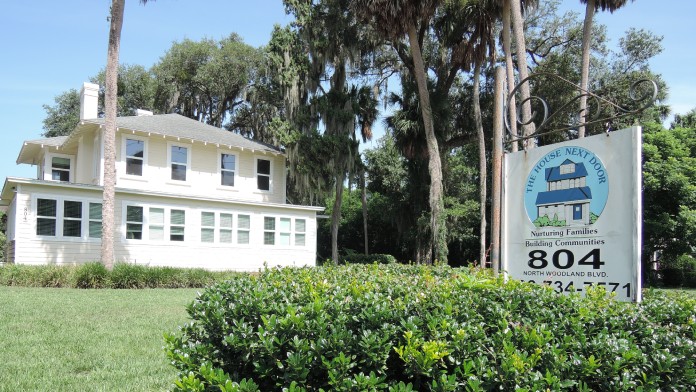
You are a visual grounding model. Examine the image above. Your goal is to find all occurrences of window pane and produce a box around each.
[126,139,144,158]
[150,208,164,225]
[149,226,164,241]
[238,215,250,229]
[52,170,70,182]
[264,231,275,245]
[201,212,215,227]
[126,223,143,239]
[64,201,82,219]
[171,210,185,225]
[295,219,306,232]
[52,157,70,169]
[171,164,187,181]
[63,220,81,237]
[257,159,270,175]
[126,158,143,176]
[237,230,249,244]
[37,199,57,217]
[171,146,187,164]
[89,221,102,238]
[220,213,233,228]
[201,228,214,243]
[126,206,143,222]
[37,218,56,236]
[220,229,232,243]
[221,171,235,186]
[264,217,275,231]
[257,175,270,191]
[221,154,235,170]
[89,203,102,220]
[170,226,184,241]
[279,218,291,232]
[279,232,290,246]
[295,233,306,246]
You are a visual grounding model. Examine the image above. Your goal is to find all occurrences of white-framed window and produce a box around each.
[262,216,306,247]
[149,208,165,241]
[256,158,272,191]
[35,196,102,240]
[170,209,186,241]
[295,219,306,246]
[123,135,147,177]
[263,216,275,245]
[51,156,71,182]
[125,205,144,240]
[237,214,250,244]
[220,213,234,243]
[279,218,291,246]
[201,211,215,243]
[168,143,190,182]
[123,203,189,242]
[219,152,237,187]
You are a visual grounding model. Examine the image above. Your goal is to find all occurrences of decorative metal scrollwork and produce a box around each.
[504,72,658,143]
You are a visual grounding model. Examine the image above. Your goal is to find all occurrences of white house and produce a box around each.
[535,159,592,226]
[0,82,323,270]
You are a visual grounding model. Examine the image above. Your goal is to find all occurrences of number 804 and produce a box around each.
[528,248,605,270]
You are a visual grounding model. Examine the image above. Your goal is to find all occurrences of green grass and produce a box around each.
[0,287,199,391]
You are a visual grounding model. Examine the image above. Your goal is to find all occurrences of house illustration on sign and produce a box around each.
[535,159,593,226]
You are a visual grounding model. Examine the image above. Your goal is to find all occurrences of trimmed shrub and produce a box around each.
[111,263,147,289]
[341,253,396,265]
[166,264,696,391]
[73,262,109,288]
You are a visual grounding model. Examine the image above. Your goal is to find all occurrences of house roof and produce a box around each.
[545,159,588,182]
[17,136,69,165]
[536,186,592,206]
[82,113,282,154]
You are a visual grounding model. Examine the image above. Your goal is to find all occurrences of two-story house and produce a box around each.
[535,159,593,226]
[0,82,323,270]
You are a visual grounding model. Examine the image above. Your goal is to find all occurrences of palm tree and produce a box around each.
[578,0,632,138]
[353,0,446,264]
[508,0,536,148]
[501,0,518,151]
[102,0,150,269]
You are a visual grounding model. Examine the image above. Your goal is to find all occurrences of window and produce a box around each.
[149,208,165,241]
[220,213,233,243]
[88,203,102,238]
[126,206,143,240]
[220,153,236,187]
[63,200,82,237]
[201,212,215,243]
[263,217,275,245]
[51,157,70,182]
[170,209,185,241]
[126,138,145,176]
[279,218,291,246]
[295,219,306,246]
[257,158,271,191]
[37,198,57,236]
[170,145,188,181]
[238,214,250,244]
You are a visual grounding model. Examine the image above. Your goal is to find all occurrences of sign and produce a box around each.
[502,127,642,301]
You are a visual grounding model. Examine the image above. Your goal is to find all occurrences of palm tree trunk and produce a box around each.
[578,0,595,138]
[407,24,446,264]
[101,0,125,270]
[331,171,345,265]
[473,62,487,267]
[509,0,535,149]
[503,0,519,152]
[361,169,369,255]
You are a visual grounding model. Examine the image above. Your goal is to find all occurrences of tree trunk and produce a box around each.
[331,171,345,265]
[491,67,505,276]
[101,0,125,270]
[503,0,519,152]
[361,169,369,255]
[473,62,487,267]
[509,0,535,149]
[407,24,446,264]
[578,0,595,138]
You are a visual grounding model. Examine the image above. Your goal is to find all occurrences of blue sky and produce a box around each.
[0,0,694,183]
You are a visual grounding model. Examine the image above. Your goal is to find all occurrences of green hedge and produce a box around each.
[165,264,696,391]
[0,263,238,288]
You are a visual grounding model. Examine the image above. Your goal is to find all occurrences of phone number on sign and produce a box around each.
[525,280,631,297]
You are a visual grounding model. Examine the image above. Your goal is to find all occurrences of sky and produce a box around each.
[0,0,694,183]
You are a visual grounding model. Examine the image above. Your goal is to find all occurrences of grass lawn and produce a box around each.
[0,287,199,391]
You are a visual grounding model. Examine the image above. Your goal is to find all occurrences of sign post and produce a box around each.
[502,127,642,302]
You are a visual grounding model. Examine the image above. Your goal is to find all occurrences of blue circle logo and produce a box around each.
[524,146,609,227]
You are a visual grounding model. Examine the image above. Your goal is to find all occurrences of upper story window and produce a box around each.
[170,145,189,181]
[220,153,236,187]
[257,158,271,191]
[125,138,145,176]
[51,157,71,182]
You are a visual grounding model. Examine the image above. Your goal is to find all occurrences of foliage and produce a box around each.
[0,263,238,288]
[340,252,396,265]
[166,264,696,391]
[533,214,566,228]
[92,63,157,116]
[42,89,81,137]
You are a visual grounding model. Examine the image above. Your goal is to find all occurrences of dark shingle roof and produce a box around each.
[25,136,68,146]
[536,186,592,205]
[84,113,281,154]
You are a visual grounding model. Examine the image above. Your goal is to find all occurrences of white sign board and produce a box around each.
[502,127,642,301]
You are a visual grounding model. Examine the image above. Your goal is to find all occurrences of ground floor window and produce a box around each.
[35,197,102,239]
[263,216,307,247]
